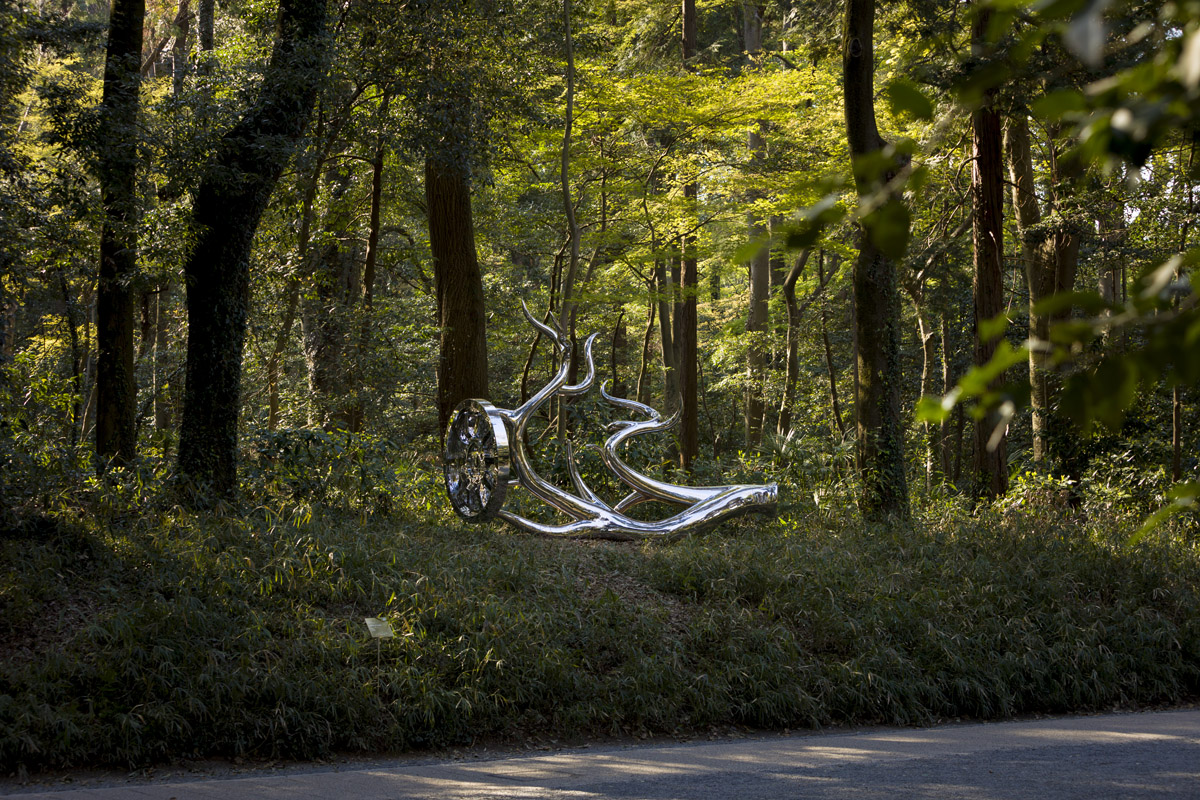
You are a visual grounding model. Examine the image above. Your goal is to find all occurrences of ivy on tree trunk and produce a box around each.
[177,0,329,502]
[843,0,910,522]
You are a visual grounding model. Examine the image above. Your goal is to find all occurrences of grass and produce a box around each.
[1,473,1199,772]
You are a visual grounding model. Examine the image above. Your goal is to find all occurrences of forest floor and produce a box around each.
[2,491,1198,778]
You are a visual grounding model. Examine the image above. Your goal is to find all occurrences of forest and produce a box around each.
[2,0,1200,775]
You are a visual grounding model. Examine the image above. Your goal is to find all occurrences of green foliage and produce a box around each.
[1,495,1197,770]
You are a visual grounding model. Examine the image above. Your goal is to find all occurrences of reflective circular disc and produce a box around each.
[443,399,511,521]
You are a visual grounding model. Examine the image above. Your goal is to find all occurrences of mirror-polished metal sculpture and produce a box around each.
[443,304,778,539]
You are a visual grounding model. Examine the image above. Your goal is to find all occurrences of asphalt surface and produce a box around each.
[3,710,1199,799]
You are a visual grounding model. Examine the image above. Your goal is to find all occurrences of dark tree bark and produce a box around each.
[610,308,627,398]
[743,3,769,448]
[95,0,144,469]
[678,0,698,470]
[636,292,655,405]
[655,257,679,412]
[428,155,489,434]
[843,0,909,521]
[971,7,1008,499]
[776,249,809,438]
[197,0,214,64]
[820,291,846,437]
[679,186,698,470]
[176,0,329,501]
[171,0,189,95]
[153,281,172,434]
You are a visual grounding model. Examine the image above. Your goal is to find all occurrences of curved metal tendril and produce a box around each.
[442,304,778,539]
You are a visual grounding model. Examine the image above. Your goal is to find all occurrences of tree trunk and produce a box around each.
[153,280,172,433]
[1005,114,1081,465]
[843,0,909,522]
[777,249,822,439]
[970,7,1008,499]
[95,0,144,469]
[177,0,328,501]
[300,167,360,431]
[677,0,699,470]
[197,0,214,67]
[679,188,699,469]
[914,298,937,491]
[940,313,953,480]
[655,258,679,412]
[171,0,189,95]
[351,128,386,432]
[743,2,769,448]
[820,286,846,437]
[428,155,489,434]
[58,269,84,444]
[636,291,654,405]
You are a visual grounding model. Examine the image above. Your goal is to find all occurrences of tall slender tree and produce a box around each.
[95,0,144,469]
[678,0,699,470]
[970,5,1008,498]
[843,0,909,521]
[743,1,769,448]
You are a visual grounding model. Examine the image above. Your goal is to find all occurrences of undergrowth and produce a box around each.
[1,469,1199,773]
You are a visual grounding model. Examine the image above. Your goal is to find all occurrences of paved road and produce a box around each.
[4,710,1199,799]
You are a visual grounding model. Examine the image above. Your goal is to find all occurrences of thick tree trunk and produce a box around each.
[177,0,328,501]
[428,155,489,434]
[95,0,144,469]
[843,0,909,521]
[970,8,1008,499]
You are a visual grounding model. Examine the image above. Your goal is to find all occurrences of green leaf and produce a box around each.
[1129,482,1200,545]
[864,196,911,260]
[957,340,1029,397]
[915,393,956,424]
[782,195,846,251]
[733,234,769,264]
[1031,88,1087,120]
[1032,290,1113,317]
[885,79,934,121]
[978,312,1009,343]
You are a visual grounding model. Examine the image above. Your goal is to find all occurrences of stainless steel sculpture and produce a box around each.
[443,304,778,539]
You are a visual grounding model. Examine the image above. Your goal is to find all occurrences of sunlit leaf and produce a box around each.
[885,78,934,121]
